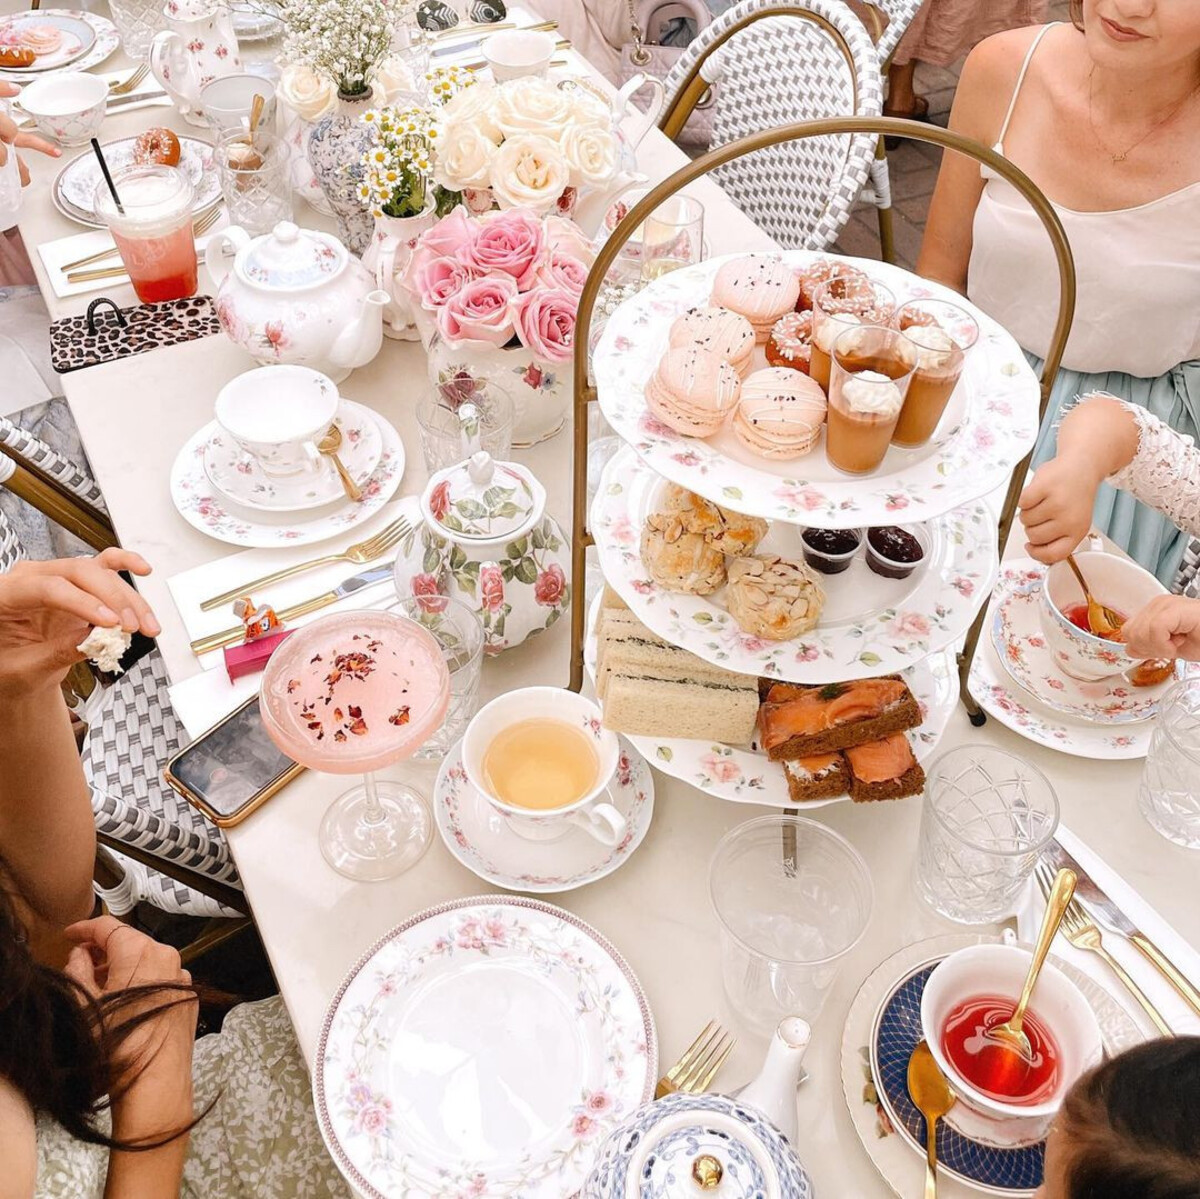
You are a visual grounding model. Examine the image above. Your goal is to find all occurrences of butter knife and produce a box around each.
[190,561,395,656]
[1044,839,1200,1017]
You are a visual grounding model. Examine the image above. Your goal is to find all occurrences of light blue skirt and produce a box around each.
[1027,356,1200,587]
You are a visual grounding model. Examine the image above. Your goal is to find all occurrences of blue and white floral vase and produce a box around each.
[307,87,375,255]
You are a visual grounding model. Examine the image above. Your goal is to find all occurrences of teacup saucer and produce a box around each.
[433,738,654,893]
[203,400,383,513]
[990,565,1178,725]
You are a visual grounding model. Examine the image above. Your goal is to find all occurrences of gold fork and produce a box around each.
[199,515,413,612]
[109,63,150,96]
[655,1021,735,1099]
[68,251,203,285]
[1034,862,1171,1035]
[63,203,222,274]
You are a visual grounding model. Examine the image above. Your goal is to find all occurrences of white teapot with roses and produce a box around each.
[391,450,571,655]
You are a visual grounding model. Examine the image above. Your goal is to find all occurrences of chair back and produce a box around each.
[660,0,882,250]
[870,0,924,65]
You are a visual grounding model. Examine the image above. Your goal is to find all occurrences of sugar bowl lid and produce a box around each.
[239,221,348,290]
[421,450,544,542]
[583,1092,813,1199]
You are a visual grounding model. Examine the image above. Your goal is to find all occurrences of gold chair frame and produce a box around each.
[568,116,1076,725]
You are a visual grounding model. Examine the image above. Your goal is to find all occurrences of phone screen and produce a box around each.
[171,697,297,818]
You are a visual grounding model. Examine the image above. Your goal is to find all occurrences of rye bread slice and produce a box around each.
[848,759,926,803]
[782,754,850,802]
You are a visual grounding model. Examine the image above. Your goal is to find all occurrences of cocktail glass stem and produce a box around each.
[361,771,387,826]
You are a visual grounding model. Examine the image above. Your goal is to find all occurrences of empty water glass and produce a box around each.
[215,131,293,236]
[710,815,873,1035]
[1139,678,1200,848]
[917,746,1059,923]
[416,381,515,473]
[387,596,484,761]
[107,0,167,61]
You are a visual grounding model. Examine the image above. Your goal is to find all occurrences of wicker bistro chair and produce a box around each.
[0,419,245,922]
[868,0,924,67]
[658,0,884,254]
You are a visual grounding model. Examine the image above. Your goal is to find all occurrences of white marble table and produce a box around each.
[13,16,1200,1198]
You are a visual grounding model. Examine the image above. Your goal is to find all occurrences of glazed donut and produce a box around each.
[20,25,64,56]
[0,46,36,68]
[765,311,814,374]
[133,127,182,167]
[898,307,940,332]
[795,258,870,312]
[812,270,892,325]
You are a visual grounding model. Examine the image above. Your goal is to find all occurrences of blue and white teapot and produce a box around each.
[583,1018,815,1198]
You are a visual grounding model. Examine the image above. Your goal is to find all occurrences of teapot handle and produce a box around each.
[614,74,666,152]
[205,226,252,288]
[149,31,199,115]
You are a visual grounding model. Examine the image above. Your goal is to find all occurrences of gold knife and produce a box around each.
[68,252,204,285]
[190,561,395,656]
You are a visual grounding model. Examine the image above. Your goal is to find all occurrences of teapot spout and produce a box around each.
[731,1017,811,1146]
[329,289,388,377]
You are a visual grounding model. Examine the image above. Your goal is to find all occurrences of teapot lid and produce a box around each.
[585,1092,811,1199]
[240,221,348,290]
[422,451,543,542]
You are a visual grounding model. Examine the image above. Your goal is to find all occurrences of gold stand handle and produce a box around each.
[1091,943,1173,1035]
[199,554,344,612]
[190,591,337,655]
[1131,933,1200,1018]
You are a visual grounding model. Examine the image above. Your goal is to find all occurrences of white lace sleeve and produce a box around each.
[1107,402,1200,537]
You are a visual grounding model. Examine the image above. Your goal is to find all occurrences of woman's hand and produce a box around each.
[1019,455,1102,564]
[0,549,160,697]
[0,81,61,184]
[1122,594,1200,662]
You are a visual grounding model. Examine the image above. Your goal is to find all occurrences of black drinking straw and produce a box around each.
[90,137,123,216]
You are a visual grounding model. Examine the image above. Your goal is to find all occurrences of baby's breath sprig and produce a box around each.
[359,104,440,219]
[279,0,392,98]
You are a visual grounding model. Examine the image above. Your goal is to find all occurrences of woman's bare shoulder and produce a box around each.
[952,25,1057,139]
[0,1075,36,1199]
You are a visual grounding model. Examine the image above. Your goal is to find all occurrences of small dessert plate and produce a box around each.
[990,563,1181,725]
[203,400,383,513]
[593,446,997,684]
[434,738,655,893]
[0,12,94,71]
[0,10,116,80]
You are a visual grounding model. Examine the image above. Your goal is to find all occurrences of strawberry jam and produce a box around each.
[942,995,1061,1105]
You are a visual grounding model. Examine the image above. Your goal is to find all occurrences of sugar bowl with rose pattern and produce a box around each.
[392,450,571,654]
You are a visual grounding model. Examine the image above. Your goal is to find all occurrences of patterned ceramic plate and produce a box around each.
[584,592,958,808]
[230,2,282,39]
[842,934,1143,1199]
[314,895,657,1199]
[0,9,116,79]
[0,12,94,71]
[53,136,220,227]
[594,251,1038,529]
[203,399,384,513]
[170,407,405,548]
[593,446,997,684]
[434,737,654,893]
[989,564,1180,724]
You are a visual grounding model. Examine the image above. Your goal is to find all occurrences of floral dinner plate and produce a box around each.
[0,9,116,79]
[594,251,1038,529]
[593,445,997,683]
[990,564,1180,724]
[0,12,94,71]
[584,592,958,808]
[434,737,654,893]
[314,896,657,1199]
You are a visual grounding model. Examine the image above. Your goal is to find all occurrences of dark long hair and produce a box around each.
[1070,0,1083,30]
[0,875,201,1150]
[1060,1038,1200,1198]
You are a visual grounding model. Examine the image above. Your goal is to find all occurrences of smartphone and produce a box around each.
[164,695,304,828]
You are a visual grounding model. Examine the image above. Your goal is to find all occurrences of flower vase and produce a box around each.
[362,202,437,340]
[428,333,570,447]
[307,88,376,255]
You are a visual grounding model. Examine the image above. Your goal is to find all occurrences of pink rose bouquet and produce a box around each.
[436,275,519,347]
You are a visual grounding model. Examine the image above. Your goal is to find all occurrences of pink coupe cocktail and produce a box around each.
[261,610,450,879]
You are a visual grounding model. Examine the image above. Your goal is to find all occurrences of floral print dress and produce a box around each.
[35,998,350,1199]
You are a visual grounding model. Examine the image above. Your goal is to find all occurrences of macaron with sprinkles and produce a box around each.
[734,366,827,459]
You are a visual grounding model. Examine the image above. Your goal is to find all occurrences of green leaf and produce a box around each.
[505,539,528,560]
[722,486,743,501]
[482,485,514,508]
[422,545,441,574]
[463,560,481,577]
[514,557,538,585]
[449,544,467,571]
[496,502,523,519]
[455,498,487,520]
[531,526,545,550]
[544,607,561,627]
[441,513,465,533]
[692,611,713,624]
[458,575,477,598]
[607,483,623,496]
[656,745,674,762]
[858,651,882,666]
[501,564,516,582]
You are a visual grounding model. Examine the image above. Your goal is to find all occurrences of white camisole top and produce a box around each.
[967,23,1200,378]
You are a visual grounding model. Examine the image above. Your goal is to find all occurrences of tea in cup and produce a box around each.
[461,686,628,846]
[214,364,339,477]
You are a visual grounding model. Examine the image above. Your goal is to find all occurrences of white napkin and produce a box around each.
[165,495,421,673]
[38,211,229,300]
[1015,824,1200,1038]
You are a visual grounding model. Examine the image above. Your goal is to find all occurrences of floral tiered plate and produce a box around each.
[170,408,405,548]
[315,896,656,1199]
[593,446,997,683]
[841,935,1142,1198]
[594,251,1038,528]
[0,9,117,79]
[585,593,957,808]
[434,738,655,893]
[990,563,1181,724]
[53,136,220,227]
[203,400,383,513]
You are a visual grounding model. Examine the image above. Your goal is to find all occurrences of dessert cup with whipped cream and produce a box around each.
[825,325,917,475]
[893,299,980,447]
[809,277,896,393]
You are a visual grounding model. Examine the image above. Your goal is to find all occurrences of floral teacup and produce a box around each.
[461,686,628,847]
[18,74,108,147]
[1038,551,1165,681]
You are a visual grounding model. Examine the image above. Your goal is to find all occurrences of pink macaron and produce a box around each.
[668,305,756,377]
[645,346,742,438]
[734,367,827,459]
[710,256,801,343]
